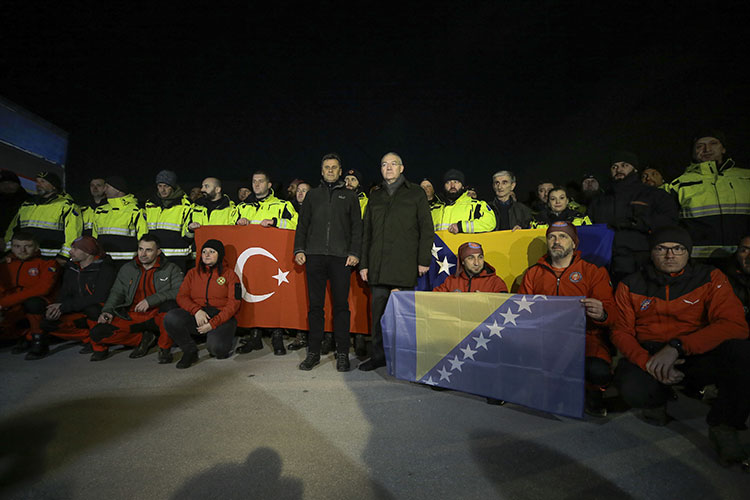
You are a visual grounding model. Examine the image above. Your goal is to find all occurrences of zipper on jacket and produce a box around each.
[467,276,472,292]
[15,261,24,289]
[556,277,560,295]
[205,268,214,306]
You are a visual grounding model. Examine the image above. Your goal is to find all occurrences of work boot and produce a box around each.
[358,357,386,371]
[129,330,157,358]
[237,328,263,354]
[158,347,174,364]
[299,352,321,371]
[709,424,749,467]
[287,330,307,351]
[24,333,49,360]
[336,352,351,372]
[584,389,607,418]
[354,334,367,357]
[641,404,671,426]
[320,332,334,355]
[90,349,109,361]
[271,328,286,356]
[11,338,31,354]
[176,349,199,369]
[79,343,94,354]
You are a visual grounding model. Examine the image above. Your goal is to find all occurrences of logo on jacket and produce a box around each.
[159,277,169,281]
[683,298,700,305]
[28,267,39,276]
[569,271,582,283]
[640,298,652,311]
[217,277,226,285]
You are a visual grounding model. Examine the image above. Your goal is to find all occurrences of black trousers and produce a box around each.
[586,357,612,387]
[369,285,397,362]
[305,255,351,355]
[614,339,750,429]
[164,308,237,358]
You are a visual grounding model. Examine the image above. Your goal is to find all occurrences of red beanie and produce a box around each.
[546,221,579,247]
[72,236,103,257]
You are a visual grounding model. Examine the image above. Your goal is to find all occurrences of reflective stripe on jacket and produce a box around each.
[431,192,496,233]
[92,194,147,261]
[4,194,83,258]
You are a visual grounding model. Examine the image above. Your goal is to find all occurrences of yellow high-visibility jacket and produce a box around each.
[144,192,194,258]
[92,194,147,261]
[431,192,496,233]
[236,191,297,230]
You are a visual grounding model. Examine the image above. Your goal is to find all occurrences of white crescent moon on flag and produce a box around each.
[235,247,278,303]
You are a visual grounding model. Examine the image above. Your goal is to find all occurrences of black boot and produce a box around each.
[271,329,286,356]
[11,338,32,354]
[90,349,109,361]
[287,330,308,351]
[158,347,174,364]
[320,332,334,355]
[129,330,157,358]
[25,333,49,360]
[176,349,199,369]
[299,351,321,371]
[336,352,351,372]
[237,328,263,354]
[354,334,367,357]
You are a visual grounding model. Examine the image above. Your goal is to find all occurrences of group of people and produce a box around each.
[2,129,750,467]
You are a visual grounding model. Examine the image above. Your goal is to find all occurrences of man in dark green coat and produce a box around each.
[358,152,434,371]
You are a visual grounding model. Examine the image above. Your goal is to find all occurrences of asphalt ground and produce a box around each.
[1,337,749,500]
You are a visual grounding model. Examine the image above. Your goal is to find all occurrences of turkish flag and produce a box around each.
[195,225,370,334]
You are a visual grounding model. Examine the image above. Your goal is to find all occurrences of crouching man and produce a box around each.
[611,226,750,467]
[433,242,507,293]
[89,234,183,361]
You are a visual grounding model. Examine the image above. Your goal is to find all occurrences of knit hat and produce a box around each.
[155,169,178,188]
[201,239,225,264]
[71,235,103,257]
[443,169,465,185]
[609,150,640,169]
[37,171,63,191]
[106,176,129,194]
[692,129,727,148]
[649,226,693,254]
[546,221,579,248]
[345,169,364,185]
[0,169,21,185]
[457,242,483,276]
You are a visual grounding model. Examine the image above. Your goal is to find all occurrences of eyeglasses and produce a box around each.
[653,245,687,256]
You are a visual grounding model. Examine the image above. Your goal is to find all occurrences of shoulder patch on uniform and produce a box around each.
[28,267,40,276]
[569,271,582,283]
[639,298,652,311]
[217,276,226,285]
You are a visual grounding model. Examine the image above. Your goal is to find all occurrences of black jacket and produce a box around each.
[589,173,678,278]
[723,258,750,324]
[294,180,363,259]
[57,255,117,314]
[361,177,434,288]
[489,197,533,230]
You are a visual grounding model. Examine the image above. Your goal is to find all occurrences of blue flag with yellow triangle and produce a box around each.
[382,291,587,418]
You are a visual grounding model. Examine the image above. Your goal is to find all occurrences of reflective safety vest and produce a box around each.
[144,194,194,257]
[357,192,368,218]
[81,200,107,236]
[189,195,237,227]
[92,194,147,261]
[431,192,496,233]
[236,192,297,230]
[530,215,592,229]
[666,158,750,258]
[4,193,83,258]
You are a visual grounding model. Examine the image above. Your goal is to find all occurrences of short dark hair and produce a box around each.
[139,233,161,248]
[548,186,569,198]
[321,153,343,168]
[11,231,38,244]
[251,170,271,183]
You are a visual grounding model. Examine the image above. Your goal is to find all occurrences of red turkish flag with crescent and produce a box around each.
[195,225,371,334]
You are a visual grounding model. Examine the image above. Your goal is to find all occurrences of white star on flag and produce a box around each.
[438,366,452,381]
[272,268,290,286]
[500,308,520,326]
[424,376,437,386]
[473,332,491,350]
[437,256,455,275]
[460,344,478,361]
[486,320,504,338]
[448,355,464,372]
[431,243,443,259]
[514,296,534,313]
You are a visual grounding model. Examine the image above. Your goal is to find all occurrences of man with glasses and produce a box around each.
[611,226,750,467]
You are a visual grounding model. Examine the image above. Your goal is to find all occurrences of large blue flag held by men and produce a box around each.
[382,291,588,418]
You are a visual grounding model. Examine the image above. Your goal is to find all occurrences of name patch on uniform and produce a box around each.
[217,277,226,285]
[28,267,39,276]
[640,298,652,311]
[569,271,582,283]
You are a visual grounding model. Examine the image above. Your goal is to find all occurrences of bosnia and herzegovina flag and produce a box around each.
[382,291,587,418]
[417,224,614,291]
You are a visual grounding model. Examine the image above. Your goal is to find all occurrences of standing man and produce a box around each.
[519,221,616,416]
[344,168,368,218]
[88,234,183,362]
[5,171,82,265]
[666,130,750,260]
[294,153,362,371]
[0,169,30,237]
[531,180,555,215]
[611,226,749,466]
[188,177,237,229]
[359,152,434,371]
[432,169,496,234]
[92,176,147,267]
[488,170,532,231]
[81,177,107,236]
[144,170,194,272]
[588,151,678,283]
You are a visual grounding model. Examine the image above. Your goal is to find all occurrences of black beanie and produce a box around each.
[1,169,21,185]
[649,226,693,254]
[37,171,63,191]
[692,129,727,148]
[345,169,364,185]
[106,176,129,194]
[201,239,225,263]
[443,169,465,185]
[609,151,640,169]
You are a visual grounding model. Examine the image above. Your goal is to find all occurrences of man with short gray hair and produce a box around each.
[488,170,532,231]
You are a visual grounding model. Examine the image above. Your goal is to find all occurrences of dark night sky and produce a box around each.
[2,1,748,202]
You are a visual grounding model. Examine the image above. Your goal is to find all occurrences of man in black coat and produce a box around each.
[588,151,679,283]
[0,169,30,237]
[358,152,434,371]
[293,153,363,372]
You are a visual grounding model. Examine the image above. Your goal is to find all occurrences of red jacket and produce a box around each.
[0,253,59,309]
[518,251,616,362]
[612,263,749,371]
[176,260,240,330]
[433,263,508,293]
